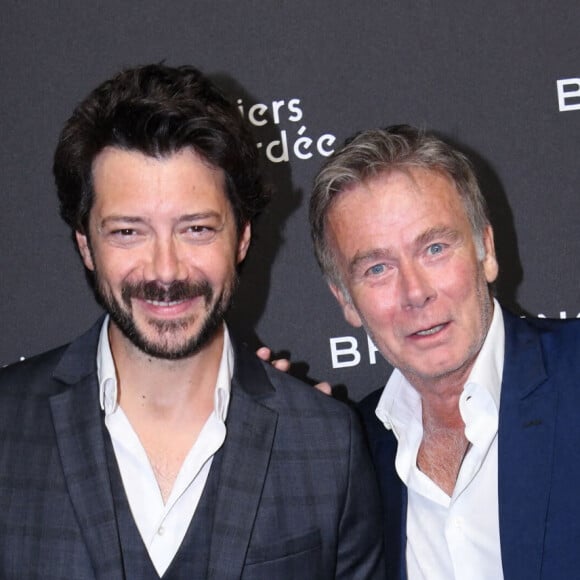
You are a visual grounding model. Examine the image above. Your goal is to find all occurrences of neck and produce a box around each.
[109,322,225,414]
[406,367,470,429]
[413,375,470,496]
[108,323,228,503]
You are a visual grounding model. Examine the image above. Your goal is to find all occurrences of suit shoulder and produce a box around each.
[0,344,69,396]
[505,309,580,346]
[261,362,358,420]
[521,313,580,332]
[258,364,377,479]
[0,320,102,397]
[520,314,580,354]
[504,313,580,386]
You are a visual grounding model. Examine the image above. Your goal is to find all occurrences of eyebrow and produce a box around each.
[414,226,461,248]
[98,216,144,230]
[176,212,223,224]
[349,248,397,276]
[99,211,222,228]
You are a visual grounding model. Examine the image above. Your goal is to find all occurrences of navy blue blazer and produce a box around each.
[0,320,385,579]
[359,309,580,580]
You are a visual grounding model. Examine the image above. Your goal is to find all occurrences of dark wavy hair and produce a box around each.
[54,63,268,237]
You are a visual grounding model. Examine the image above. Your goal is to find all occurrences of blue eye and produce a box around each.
[368,264,385,276]
[427,243,444,255]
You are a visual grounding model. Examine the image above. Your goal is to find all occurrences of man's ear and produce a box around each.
[481,225,499,284]
[75,231,95,271]
[329,282,363,328]
[237,222,251,264]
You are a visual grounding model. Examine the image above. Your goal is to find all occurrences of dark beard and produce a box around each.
[95,277,236,360]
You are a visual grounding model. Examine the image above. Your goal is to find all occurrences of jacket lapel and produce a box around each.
[373,431,407,580]
[498,310,555,580]
[49,321,124,580]
[207,343,278,579]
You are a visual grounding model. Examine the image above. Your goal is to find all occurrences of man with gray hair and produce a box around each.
[309,125,580,579]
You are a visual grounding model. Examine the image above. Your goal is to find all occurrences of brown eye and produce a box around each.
[187,225,214,234]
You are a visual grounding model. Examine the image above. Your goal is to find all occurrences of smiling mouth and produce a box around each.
[414,323,446,336]
[145,299,189,307]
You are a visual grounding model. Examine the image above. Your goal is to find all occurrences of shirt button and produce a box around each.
[158,526,165,536]
[454,517,463,529]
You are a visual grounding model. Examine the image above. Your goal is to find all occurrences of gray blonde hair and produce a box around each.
[309,125,490,286]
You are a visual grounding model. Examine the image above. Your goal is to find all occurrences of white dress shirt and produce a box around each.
[376,300,505,579]
[96,317,232,576]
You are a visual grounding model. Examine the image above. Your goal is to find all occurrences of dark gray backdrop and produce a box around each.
[1,1,578,400]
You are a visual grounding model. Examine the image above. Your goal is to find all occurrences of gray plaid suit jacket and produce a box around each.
[0,320,385,579]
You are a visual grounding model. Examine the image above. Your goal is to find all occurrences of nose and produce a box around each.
[146,236,187,284]
[398,260,436,309]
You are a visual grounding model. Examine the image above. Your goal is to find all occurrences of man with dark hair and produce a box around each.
[310,125,580,579]
[0,64,384,579]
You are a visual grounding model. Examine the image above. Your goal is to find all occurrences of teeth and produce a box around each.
[146,299,185,307]
[416,324,445,336]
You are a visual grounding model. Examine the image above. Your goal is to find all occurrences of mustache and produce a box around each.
[121,280,213,306]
